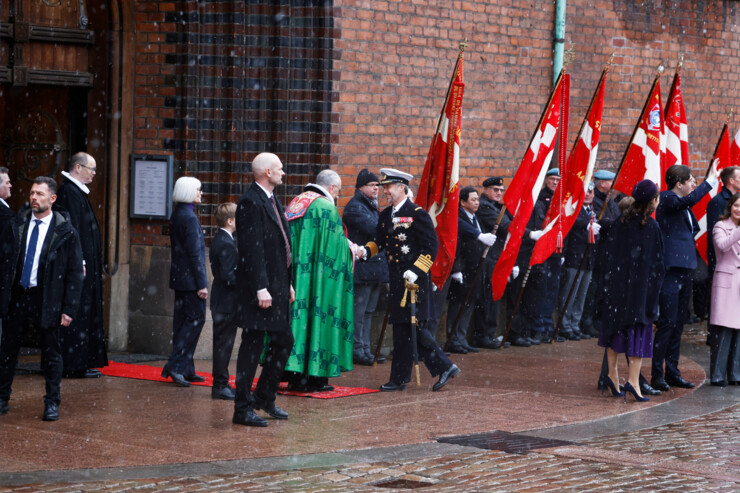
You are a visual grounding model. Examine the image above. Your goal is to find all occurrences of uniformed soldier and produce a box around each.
[363,168,460,392]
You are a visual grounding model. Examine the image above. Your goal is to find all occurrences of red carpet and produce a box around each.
[99,361,379,399]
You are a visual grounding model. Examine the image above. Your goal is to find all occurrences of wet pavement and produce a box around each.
[0,323,738,491]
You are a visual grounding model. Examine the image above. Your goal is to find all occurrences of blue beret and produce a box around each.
[593,170,616,181]
[546,168,560,177]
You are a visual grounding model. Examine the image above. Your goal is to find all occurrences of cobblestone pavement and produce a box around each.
[6,403,737,492]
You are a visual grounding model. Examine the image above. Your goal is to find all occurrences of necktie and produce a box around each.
[270,195,292,267]
[21,219,42,289]
[472,215,480,233]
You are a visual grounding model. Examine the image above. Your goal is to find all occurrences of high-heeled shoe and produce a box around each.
[602,376,624,397]
[623,381,649,402]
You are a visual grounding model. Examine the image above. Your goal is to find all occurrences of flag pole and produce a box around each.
[704,121,728,180]
[550,60,611,343]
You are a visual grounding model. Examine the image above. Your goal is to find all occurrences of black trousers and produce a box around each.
[653,268,692,381]
[164,290,206,377]
[389,322,451,384]
[234,328,294,412]
[211,310,238,389]
[475,256,499,342]
[0,287,63,406]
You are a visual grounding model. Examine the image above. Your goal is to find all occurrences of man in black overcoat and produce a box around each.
[54,152,108,378]
[364,168,459,392]
[0,167,14,342]
[233,152,295,427]
[0,177,84,421]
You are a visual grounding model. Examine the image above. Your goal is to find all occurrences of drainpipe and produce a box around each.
[553,0,566,85]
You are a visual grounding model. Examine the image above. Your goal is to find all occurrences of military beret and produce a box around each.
[546,168,560,177]
[482,177,504,188]
[593,170,616,181]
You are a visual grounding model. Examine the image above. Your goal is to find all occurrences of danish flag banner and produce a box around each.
[530,68,607,267]
[490,72,568,300]
[732,127,740,166]
[664,71,689,169]
[613,76,665,195]
[693,124,730,263]
[416,54,465,288]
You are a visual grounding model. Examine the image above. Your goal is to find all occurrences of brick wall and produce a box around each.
[332,0,740,209]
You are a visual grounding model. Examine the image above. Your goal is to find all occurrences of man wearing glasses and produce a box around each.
[55,152,108,379]
[474,177,511,349]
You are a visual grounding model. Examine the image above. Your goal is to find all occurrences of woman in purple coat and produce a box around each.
[598,180,665,402]
[709,192,740,386]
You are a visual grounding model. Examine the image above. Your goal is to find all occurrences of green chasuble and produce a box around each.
[285,192,354,378]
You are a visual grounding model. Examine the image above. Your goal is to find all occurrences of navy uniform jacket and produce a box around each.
[657,180,712,270]
[366,199,438,324]
[169,203,208,292]
[209,229,238,314]
[476,194,511,263]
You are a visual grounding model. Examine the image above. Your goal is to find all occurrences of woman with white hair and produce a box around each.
[161,176,208,387]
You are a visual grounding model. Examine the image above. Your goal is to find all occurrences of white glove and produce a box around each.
[587,222,602,235]
[451,272,464,283]
[560,257,565,266]
[403,270,418,283]
[511,266,520,279]
[477,232,497,246]
[529,230,544,241]
[432,283,438,292]
[707,158,720,188]
[356,246,367,260]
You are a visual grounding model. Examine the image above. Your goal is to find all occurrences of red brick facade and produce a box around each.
[131,0,740,238]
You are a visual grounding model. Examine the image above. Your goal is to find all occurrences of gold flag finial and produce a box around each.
[677,54,684,74]
[727,108,734,126]
[458,38,469,59]
[657,61,665,76]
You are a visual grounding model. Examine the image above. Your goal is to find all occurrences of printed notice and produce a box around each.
[133,160,169,217]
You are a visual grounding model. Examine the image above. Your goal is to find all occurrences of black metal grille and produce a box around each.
[437,430,579,454]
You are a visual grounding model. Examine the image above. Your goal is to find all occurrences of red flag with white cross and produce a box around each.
[530,67,607,267]
[490,72,569,300]
[664,71,689,169]
[416,53,465,289]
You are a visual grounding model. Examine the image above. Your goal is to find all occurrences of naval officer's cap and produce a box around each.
[379,168,413,186]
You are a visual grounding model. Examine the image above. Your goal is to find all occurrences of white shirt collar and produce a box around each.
[0,198,8,208]
[32,211,54,226]
[254,181,273,199]
[220,228,234,239]
[62,171,90,195]
[463,209,476,221]
[393,197,408,215]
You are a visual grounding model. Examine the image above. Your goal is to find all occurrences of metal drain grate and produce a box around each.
[372,478,435,489]
[437,430,579,454]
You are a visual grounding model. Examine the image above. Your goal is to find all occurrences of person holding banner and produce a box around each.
[363,169,459,392]
[598,180,665,402]
[708,192,740,386]
[652,164,719,391]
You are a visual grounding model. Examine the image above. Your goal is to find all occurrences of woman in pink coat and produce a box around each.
[709,192,740,386]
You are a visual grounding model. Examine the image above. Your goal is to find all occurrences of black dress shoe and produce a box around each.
[433,364,460,391]
[380,381,406,392]
[729,381,740,385]
[161,369,190,387]
[552,335,566,343]
[254,402,288,420]
[42,402,59,421]
[311,384,335,392]
[0,398,8,415]
[475,339,502,350]
[354,355,374,366]
[710,381,728,387]
[651,378,670,392]
[212,386,236,400]
[527,337,541,346]
[665,375,695,389]
[185,374,205,383]
[375,356,387,364]
[448,344,468,354]
[576,331,591,340]
[511,337,531,347]
[562,331,580,341]
[85,369,103,378]
[640,382,661,396]
[233,409,268,427]
[463,343,479,353]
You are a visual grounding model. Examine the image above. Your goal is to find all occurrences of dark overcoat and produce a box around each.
[367,199,438,324]
[598,215,665,338]
[656,180,712,270]
[0,209,84,328]
[235,184,293,333]
[169,203,208,292]
[0,201,13,236]
[343,189,388,284]
[449,209,486,303]
[562,205,597,271]
[209,229,238,314]
[476,194,511,263]
[55,177,108,368]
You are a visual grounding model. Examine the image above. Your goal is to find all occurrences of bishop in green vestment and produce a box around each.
[283,172,357,391]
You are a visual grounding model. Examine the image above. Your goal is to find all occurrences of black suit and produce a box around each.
[55,177,108,371]
[234,184,294,412]
[164,203,207,378]
[0,201,14,236]
[0,210,83,407]
[209,229,239,389]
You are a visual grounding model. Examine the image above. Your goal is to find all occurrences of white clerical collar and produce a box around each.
[0,198,8,208]
[254,181,273,199]
[61,171,90,195]
[307,183,333,201]
[393,197,408,215]
[220,228,234,239]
